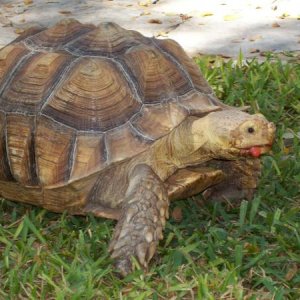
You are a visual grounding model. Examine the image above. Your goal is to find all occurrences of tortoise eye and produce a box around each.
[248,127,255,133]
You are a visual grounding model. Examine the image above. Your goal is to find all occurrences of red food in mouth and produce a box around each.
[250,146,262,157]
[239,145,271,157]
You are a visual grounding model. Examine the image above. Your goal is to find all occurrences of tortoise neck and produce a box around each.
[146,117,212,179]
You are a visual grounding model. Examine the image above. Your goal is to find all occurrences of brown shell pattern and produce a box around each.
[0,19,222,187]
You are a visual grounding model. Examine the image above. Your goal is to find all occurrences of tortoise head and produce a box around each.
[192,110,276,159]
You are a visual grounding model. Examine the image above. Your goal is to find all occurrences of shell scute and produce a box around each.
[123,45,192,103]
[42,57,141,131]
[155,39,213,94]
[132,102,188,140]
[1,52,73,113]
[0,112,13,181]
[35,115,75,186]
[105,123,151,163]
[0,43,30,93]
[65,22,149,56]
[25,18,95,50]
[70,133,107,181]
[6,114,36,185]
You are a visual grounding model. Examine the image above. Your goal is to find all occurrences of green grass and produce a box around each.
[1,54,300,299]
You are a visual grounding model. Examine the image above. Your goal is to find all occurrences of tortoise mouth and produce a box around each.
[238,144,272,157]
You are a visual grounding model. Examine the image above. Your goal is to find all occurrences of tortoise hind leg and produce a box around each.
[203,158,261,202]
[109,164,169,276]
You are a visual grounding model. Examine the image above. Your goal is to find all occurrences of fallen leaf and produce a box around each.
[224,14,240,21]
[244,242,260,254]
[180,14,192,21]
[201,12,214,17]
[24,0,33,4]
[140,11,151,16]
[156,31,168,37]
[148,18,162,24]
[285,264,298,281]
[279,13,290,19]
[14,28,25,34]
[249,35,263,42]
[172,206,183,222]
[59,10,72,15]
[272,22,280,28]
[138,0,151,7]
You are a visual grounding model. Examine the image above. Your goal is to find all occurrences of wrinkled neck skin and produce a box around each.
[137,116,217,181]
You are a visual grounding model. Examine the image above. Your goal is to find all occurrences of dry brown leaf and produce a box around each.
[224,14,240,21]
[171,206,183,222]
[244,242,260,254]
[249,35,263,42]
[180,14,192,21]
[272,22,280,28]
[24,0,33,4]
[285,264,298,281]
[59,10,72,15]
[148,18,162,24]
[250,48,260,53]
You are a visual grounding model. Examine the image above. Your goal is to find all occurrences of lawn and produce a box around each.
[0,53,299,299]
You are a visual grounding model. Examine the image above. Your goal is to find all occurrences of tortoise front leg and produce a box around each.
[109,164,169,276]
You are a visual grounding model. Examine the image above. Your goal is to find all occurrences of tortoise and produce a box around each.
[0,19,275,276]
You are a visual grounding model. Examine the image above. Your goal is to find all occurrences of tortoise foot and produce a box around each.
[109,164,168,276]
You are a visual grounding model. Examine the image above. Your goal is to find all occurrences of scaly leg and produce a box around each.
[109,164,169,276]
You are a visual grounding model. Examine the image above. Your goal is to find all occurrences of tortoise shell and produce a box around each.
[0,19,224,188]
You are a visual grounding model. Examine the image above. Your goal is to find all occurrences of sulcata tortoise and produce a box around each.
[0,19,275,275]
